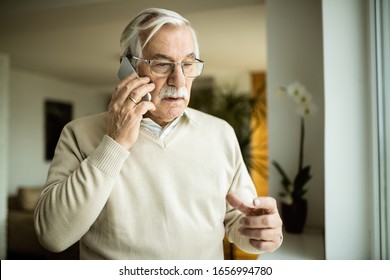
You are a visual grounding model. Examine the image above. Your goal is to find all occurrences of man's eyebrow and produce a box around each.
[151,54,171,60]
[151,53,196,60]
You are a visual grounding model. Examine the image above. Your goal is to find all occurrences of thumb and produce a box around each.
[226,192,265,216]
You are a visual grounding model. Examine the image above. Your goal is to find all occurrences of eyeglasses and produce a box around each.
[131,56,205,78]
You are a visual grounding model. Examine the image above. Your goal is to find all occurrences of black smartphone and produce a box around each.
[118,57,151,102]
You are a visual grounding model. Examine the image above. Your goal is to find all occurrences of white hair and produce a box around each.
[120,8,200,61]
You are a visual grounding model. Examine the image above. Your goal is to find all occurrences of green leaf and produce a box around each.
[293,165,312,193]
[271,160,292,190]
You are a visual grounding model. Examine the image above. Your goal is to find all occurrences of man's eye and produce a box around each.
[182,62,194,68]
[154,62,171,68]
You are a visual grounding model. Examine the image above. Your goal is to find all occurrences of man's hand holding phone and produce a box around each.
[117,57,152,102]
[106,57,155,150]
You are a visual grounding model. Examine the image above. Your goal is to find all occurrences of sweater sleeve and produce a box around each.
[224,127,262,255]
[34,123,129,253]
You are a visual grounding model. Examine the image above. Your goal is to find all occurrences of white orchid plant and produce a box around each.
[272,81,317,205]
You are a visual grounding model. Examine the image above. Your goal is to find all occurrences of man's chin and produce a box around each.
[145,104,186,126]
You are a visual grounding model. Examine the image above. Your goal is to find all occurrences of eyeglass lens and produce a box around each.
[150,61,203,77]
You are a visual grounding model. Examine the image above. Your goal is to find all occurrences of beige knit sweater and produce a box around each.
[34,108,259,259]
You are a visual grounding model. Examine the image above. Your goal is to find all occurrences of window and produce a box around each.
[374,0,390,260]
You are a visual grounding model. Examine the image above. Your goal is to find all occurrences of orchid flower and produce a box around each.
[272,81,316,204]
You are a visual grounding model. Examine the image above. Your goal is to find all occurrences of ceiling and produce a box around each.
[0,0,266,90]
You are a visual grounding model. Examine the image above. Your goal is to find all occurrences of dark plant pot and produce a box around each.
[281,199,307,234]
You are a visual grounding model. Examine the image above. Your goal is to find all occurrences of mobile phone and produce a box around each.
[118,56,151,102]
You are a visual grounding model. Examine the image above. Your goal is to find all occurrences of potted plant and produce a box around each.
[272,81,317,233]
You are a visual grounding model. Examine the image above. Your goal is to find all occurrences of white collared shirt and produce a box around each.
[140,113,184,140]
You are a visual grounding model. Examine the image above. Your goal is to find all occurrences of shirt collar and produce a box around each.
[141,111,190,139]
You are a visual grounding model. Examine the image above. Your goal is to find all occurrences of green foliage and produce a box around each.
[272,117,313,203]
[189,83,266,177]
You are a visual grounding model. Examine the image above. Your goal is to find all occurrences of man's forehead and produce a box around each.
[149,53,196,60]
[142,24,196,58]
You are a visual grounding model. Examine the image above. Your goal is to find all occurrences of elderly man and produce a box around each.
[34,7,283,260]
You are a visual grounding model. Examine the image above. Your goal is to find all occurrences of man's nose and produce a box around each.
[168,64,186,88]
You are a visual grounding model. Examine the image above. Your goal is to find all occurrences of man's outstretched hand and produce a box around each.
[226,192,283,253]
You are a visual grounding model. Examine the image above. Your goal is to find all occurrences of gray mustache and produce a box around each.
[159,87,189,100]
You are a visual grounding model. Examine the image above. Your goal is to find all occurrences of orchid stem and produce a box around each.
[298,117,304,173]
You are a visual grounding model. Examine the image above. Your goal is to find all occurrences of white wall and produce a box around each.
[8,69,109,195]
[191,3,266,94]
[0,53,10,259]
[322,0,373,259]
[266,0,325,229]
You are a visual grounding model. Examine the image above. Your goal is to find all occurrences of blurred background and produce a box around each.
[1,0,388,261]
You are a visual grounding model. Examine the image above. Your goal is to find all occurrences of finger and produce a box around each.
[129,83,155,104]
[226,192,265,216]
[126,95,138,105]
[112,72,138,100]
[240,214,279,229]
[253,197,278,214]
[120,77,152,104]
[238,227,277,241]
[134,101,156,116]
[117,71,138,88]
[226,192,252,215]
[248,239,279,253]
[113,76,151,103]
